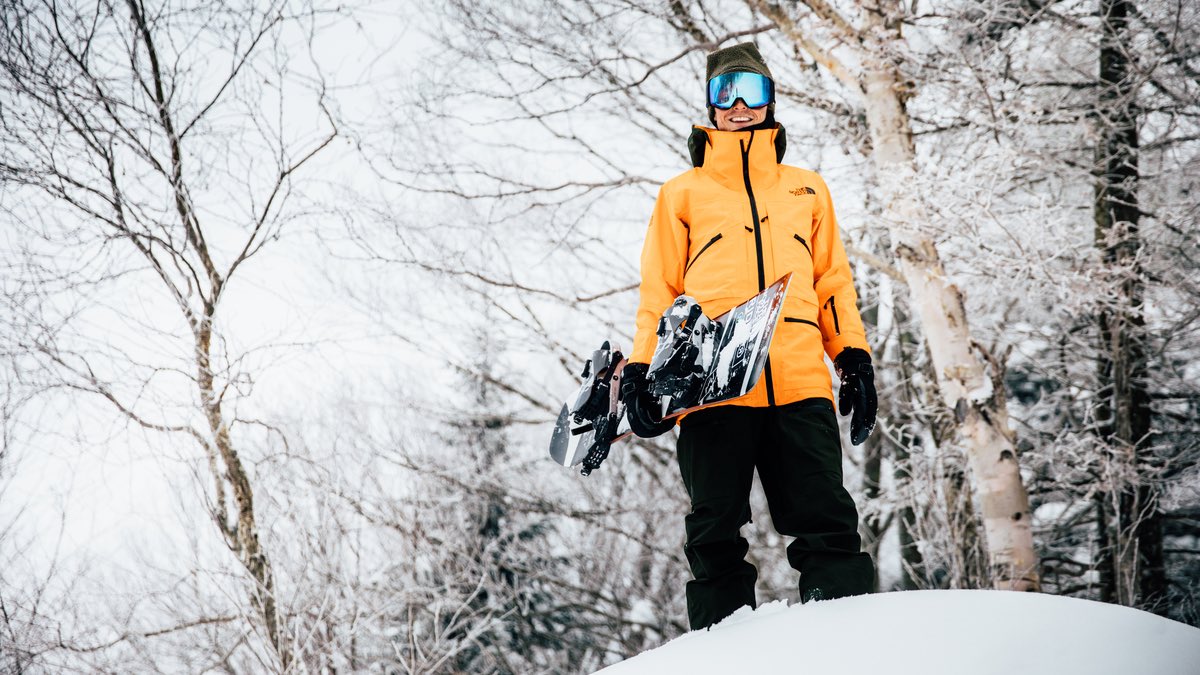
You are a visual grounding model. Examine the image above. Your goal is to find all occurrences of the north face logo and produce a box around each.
[790,187,816,196]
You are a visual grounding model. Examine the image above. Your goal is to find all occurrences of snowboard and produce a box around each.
[549,273,792,475]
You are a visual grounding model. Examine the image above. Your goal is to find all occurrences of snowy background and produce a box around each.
[1,0,1198,673]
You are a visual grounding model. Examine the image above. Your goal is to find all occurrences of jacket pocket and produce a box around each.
[685,233,723,274]
[823,296,841,335]
[784,316,818,329]
[772,308,833,399]
[793,233,812,258]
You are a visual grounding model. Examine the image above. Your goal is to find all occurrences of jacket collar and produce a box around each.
[688,124,787,192]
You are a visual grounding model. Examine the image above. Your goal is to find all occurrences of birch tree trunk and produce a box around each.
[751,0,1040,590]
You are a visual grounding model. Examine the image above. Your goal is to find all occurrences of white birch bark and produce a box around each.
[864,67,1038,591]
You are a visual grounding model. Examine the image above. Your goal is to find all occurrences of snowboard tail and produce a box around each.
[548,341,630,474]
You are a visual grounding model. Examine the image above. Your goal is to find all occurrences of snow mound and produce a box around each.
[595,590,1200,675]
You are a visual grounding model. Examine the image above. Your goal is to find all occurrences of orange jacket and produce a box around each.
[631,125,869,407]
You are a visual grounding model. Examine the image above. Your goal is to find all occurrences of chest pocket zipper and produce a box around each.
[793,233,812,257]
[686,233,723,273]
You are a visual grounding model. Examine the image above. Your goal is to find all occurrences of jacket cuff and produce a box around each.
[824,334,870,362]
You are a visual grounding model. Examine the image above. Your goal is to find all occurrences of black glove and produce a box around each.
[834,347,877,446]
[620,362,675,438]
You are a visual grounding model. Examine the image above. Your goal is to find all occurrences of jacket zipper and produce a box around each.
[784,317,818,329]
[741,133,774,406]
[793,233,811,257]
[685,233,723,273]
[824,296,841,335]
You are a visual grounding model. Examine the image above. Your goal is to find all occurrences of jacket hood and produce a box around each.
[688,124,788,168]
[686,123,787,166]
[686,124,788,194]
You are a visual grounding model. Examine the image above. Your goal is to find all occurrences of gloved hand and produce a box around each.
[834,347,877,446]
[620,362,675,438]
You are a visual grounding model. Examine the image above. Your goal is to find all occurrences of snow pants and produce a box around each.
[675,398,875,630]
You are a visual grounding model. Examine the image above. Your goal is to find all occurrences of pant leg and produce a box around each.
[757,398,875,600]
[676,405,762,629]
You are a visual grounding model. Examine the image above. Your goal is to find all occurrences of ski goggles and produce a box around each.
[707,71,774,109]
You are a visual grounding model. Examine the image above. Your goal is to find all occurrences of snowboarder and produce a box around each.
[620,42,878,630]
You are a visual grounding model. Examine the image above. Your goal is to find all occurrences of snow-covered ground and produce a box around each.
[596,590,1200,675]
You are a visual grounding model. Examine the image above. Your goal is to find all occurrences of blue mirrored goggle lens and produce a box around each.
[707,71,774,109]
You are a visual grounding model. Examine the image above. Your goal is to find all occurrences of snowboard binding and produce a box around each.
[571,341,619,424]
[647,296,719,413]
[579,416,617,476]
[567,341,625,475]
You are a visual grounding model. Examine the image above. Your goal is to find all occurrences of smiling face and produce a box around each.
[714,98,768,131]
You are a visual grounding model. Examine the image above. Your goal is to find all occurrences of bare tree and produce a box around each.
[0,0,339,667]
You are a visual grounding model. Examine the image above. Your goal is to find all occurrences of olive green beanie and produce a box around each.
[705,42,776,127]
[706,42,773,82]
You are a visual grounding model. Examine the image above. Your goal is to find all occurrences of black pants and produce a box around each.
[675,398,874,629]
